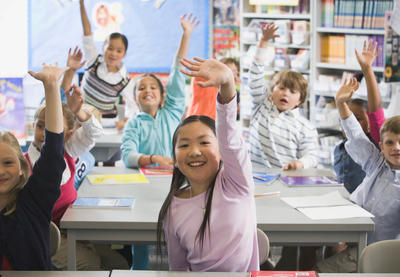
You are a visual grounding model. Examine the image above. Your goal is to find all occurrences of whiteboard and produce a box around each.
[29,0,209,73]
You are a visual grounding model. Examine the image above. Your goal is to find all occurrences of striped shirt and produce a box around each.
[247,47,319,168]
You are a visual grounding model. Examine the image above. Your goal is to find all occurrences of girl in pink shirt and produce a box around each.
[157,58,259,272]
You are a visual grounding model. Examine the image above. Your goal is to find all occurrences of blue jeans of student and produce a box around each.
[131,245,149,270]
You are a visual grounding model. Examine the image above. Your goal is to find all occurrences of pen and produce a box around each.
[253,175,267,181]
[254,191,281,198]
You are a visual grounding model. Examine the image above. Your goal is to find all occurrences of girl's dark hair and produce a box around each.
[156,115,222,262]
[106,32,128,51]
[133,73,165,100]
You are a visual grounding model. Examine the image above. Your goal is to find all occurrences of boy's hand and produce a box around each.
[66,84,84,115]
[180,57,233,88]
[153,155,174,168]
[180,13,199,35]
[335,77,359,105]
[28,63,69,84]
[355,39,382,70]
[283,160,304,171]
[260,23,280,43]
[67,46,86,71]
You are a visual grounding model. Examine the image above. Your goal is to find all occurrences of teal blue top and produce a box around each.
[121,56,186,168]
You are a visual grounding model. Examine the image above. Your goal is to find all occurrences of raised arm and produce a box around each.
[177,14,199,58]
[355,39,382,112]
[248,24,280,108]
[29,64,68,134]
[79,0,92,36]
[61,47,86,93]
[66,84,90,122]
[335,77,360,120]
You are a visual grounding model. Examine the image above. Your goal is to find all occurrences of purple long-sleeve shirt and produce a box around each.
[164,95,259,272]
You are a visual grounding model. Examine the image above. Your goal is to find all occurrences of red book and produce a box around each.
[251,271,318,277]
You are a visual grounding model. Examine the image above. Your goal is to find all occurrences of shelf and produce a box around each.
[242,41,310,49]
[243,13,310,20]
[316,27,385,35]
[316,62,384,72]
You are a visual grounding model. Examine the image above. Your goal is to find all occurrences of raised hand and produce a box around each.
[180,57,233,88]
[355,39,382,70]
[67,46,86,71]
[180,13,199,35]
[28,63,69,84]
[335,77,360,105]
[260,23,280,43]
[66,84,84,116]
[283,160,304,171]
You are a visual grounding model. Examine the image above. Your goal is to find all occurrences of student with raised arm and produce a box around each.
[248,23,319,170]
[0,64,66,270]
[316,78,400,273]
[121,14,198,169]
[156,57,259,272]
[334,40,385,193]
[79,0,138,130]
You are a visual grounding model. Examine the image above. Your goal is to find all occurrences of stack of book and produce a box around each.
[321,0,394,29]
[321,34,384,66]
[251,0,310,15]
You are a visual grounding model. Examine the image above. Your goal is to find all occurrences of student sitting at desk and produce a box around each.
[316,77,400,273]
[0,64,66,270]
[121,14,198,270]
[157,57,259,272]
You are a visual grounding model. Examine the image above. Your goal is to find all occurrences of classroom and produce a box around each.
[0,0,400,276]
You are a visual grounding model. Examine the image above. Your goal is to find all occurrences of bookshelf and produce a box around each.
[240,0,394,167]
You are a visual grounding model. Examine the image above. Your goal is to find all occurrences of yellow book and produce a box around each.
[87,174,149,185]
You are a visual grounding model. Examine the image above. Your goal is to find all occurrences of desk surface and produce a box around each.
[111,271,400,277]
[61,167,374,233]
[0,271,109,277]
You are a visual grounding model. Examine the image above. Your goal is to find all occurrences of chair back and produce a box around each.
[257,228,270,265]
[359,239,400,273]
[49,221,61,257]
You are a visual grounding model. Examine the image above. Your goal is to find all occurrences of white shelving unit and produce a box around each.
[240,0,392,167]
[240,0,314,122]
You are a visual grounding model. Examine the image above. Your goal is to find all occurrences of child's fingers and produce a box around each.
[193,57,205,63]
[197,80,213,88]
[376,47,382,57]
[180,58,200,69]
[367,39,373,51]
[372,41,377,54]
[363,40,367,51]
[180,68,197,77]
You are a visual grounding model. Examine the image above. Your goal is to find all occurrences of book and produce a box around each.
[280,176,342,187]
[253,172,280,184]
[251,271,318,277]
[72,197,135,209]
[87,174,148,185]
[140,165,173,175]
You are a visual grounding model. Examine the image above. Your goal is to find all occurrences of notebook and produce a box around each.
[72,197,135,209]
[280,175,342,187]
[87,173,148,185]
[253,172,280,184]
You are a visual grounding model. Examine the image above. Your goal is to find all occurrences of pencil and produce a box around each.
[253,175,267,181]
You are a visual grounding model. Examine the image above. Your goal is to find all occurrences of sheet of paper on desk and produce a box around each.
[72,197,135,209]
[280,175,342,187]
[298,205,374,220]
[87,174,148,185]
[281,191,351,208]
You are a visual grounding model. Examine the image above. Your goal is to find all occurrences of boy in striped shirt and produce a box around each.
[248,23,319,170]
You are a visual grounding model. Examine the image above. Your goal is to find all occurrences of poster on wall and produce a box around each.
[29,0,209,73]
[384,11,400,83]
[0,78,26,143]
[213,0,240,59]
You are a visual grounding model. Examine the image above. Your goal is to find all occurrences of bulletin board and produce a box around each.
[28,0,209,73]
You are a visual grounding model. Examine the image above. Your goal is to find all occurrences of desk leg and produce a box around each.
[67,230,77,270]
[357,232,367,271]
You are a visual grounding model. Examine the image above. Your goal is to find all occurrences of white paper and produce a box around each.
[281,191,351,208]
[298,204,374,220]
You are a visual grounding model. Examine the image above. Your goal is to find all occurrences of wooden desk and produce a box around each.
[0,271,109,277]
[61,167,373,270]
